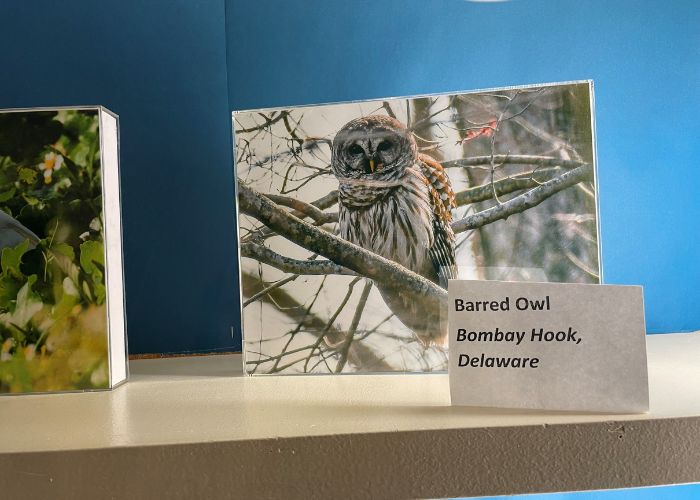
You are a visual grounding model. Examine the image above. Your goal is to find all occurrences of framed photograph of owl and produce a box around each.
[234,80,601,375]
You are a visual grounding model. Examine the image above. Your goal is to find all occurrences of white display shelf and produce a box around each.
[1,332,699,499]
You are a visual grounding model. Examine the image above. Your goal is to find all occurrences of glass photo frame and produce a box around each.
[233,81,600,375]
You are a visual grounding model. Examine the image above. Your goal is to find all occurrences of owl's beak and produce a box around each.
[368,158,376,173]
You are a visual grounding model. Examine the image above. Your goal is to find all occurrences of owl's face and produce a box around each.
[331,116,417,179]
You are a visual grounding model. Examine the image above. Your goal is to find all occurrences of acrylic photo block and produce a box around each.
[0,107,127,393]
[233,81,601,375]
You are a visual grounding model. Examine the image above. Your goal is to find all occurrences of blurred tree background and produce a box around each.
[440,85,598,283]
[0,110,108,393]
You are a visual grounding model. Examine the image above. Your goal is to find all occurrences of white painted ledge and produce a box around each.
[1,332,699,499]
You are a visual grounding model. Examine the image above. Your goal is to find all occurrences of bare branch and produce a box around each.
[382,101,397,119]
[303,277,361,372]
[241,273,392,371]
[335,280,373,373]
[240,190,339,244]
[563,248,600,280]
[235,111,289,134]
[271,276,328,373]
[443,154,585,170]
[238,181,447,311]
[451,164,593,233]
[266,194,338,225]
[310,189,339,210]
[409,101,453,132]
[241,243,354,276]
[243,274,298,307]
[455,166,565,206]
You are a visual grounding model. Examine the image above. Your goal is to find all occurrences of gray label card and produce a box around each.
[448,280,649,413]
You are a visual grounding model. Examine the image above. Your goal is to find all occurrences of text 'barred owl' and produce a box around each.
[331,115,456,344]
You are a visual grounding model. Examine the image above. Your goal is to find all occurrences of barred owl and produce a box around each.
[331,115,456,345]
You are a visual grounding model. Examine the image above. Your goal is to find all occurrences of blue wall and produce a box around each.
[226,0,700,334]
[0,0,697,354]
[479,482,700,499]
[0,1,239,354]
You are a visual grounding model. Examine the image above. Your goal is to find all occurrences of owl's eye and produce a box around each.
[377,140,393,152]
[348,144,364,156]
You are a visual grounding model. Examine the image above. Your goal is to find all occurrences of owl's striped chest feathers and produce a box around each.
[330,115,456,343]
[338,173,436,280]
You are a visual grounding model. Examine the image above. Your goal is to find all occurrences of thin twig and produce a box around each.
[235,111,289,134]
[303,277,361,372]
[563,248,600,280]
[269,276,328,373]
[243,274,298,307]
[335,280,373,373]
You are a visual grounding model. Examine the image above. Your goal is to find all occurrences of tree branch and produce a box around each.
[335,280,373,373]
[240,190,339,245]
[455,166,564,206]
[451,164,593,233]
[241,243,355,276]
[237,181,447,311]
[303,277,361,372]
[241,273,392,372]
[265,194,338,225]
[243,274,298,307]
[234,111,289,134]
[310,190,339,210]
[443,154,585,170]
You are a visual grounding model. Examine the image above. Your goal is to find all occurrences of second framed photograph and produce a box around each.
[234,81,600,375]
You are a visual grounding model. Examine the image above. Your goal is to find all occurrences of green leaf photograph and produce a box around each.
[0,109,108,393]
